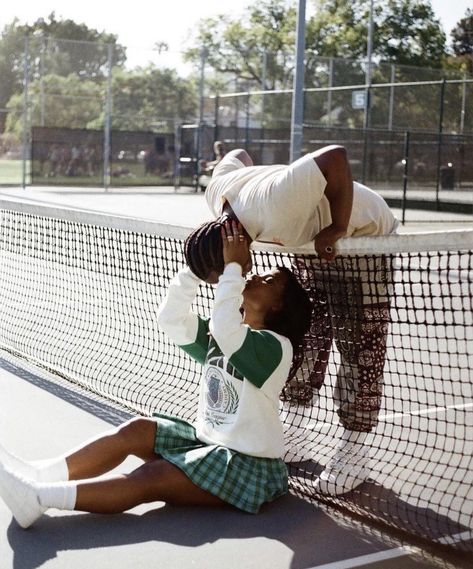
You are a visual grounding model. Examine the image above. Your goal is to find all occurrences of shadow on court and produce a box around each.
[6,495,349,569]
[5,489,471,569]
[1,356,471,569]
[289,470,473,569]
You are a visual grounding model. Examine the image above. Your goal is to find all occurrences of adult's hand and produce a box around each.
[314,224,346,261]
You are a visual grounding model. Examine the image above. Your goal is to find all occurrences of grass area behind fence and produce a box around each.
[0,159,27,185]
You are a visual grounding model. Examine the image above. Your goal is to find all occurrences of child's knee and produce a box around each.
[118,417,156,447]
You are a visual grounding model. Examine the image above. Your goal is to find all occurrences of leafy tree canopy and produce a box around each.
[0,13,126,114]
[184,0,448,90]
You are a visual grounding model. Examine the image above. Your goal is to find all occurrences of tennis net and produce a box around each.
[0,197,472,553]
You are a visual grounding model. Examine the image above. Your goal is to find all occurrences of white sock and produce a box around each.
[32,457,69,482]
[37,482,77,511]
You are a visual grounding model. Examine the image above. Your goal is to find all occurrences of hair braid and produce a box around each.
[184,220,224,280]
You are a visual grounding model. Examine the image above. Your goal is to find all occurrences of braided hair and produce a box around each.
[264,266,312,353]
[184,220,225,281]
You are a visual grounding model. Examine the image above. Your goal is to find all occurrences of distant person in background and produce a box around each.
[198,140,227,191]
[184,145,398,496]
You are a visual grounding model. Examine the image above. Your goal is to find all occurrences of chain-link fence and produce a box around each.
[209,79,473,135]
[177,122,473,219]
[0,36,472,200]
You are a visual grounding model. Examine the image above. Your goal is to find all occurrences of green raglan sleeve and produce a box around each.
[179,316,210,365]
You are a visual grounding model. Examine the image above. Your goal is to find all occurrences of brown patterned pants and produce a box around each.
[282,255,393,432]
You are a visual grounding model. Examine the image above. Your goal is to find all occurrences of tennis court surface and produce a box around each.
[0,187,472,569]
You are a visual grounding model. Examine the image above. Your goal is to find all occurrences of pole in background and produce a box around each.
[40,35,46,127]
[22,36,30,190]
[460,72,467,134]
[401,130,410,225]
[196,47,207,173]
[327,57,334,126]
[364,0,374,130]
[289,0,306,164]
[214,94,220,143]
[103,43,113,191]
[260,50,267,162]
[388,63,395,130]
[362,0,374,184]
[245,93,251,150]
[435,79,446,208]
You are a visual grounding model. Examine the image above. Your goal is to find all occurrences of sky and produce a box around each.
[1,0,471,64]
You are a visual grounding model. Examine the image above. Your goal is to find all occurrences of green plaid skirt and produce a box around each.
[152,413,288,514]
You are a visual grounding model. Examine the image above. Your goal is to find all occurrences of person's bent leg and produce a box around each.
[65,417,158,480]
[316,256,392,495]
[0,417,158,484]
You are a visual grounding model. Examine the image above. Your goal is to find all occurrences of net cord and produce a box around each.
[0,196,472,255]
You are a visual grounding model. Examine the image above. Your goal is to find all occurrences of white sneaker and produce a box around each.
[315,438,370,496]
[0,466,45,528]
[280,396,318,462]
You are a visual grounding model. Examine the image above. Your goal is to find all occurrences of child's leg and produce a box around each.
[0,457,225,528]
[74,459,225,514]
[65,417,158,480]
[0,417,158,483]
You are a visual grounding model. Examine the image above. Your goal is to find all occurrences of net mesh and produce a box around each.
[0,201,472,553]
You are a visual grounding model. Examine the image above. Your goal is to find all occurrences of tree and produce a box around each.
[183,0,298,91]
[308,0,446,67]
[184,0,447,90]
[0,13,126,130]
[5,74,103,135]
[97,66,198,130]
[451,8,473,57]
[450,8,473,72]
[5,66,198,134]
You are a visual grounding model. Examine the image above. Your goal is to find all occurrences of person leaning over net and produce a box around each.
[0,220,312,529]
[184,145,399,496]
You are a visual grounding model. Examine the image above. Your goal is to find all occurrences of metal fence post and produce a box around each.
[260,51,267,162]
[402,130,410,224]
[234,81,239,145]
[290,0,306,163]
[195,47,207,170]
[460,72,467,134]
[214,94,220,142]
[435,79,446,208]
[327,57,334,126]
[388,64,395,130]
[22,36,30,189]
[40,35,46,127]
[364,0,374,131]
[245,93,250,150]
[103,43,113,191]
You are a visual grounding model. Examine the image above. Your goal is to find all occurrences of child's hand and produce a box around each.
[221,220,251,272]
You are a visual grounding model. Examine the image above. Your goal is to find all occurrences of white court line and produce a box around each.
[305,530,473,569]
[381,401,473,421]
[305,401,473,432]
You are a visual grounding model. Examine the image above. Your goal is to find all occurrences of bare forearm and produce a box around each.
[312,145,353,259]
[314,145,353,235]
